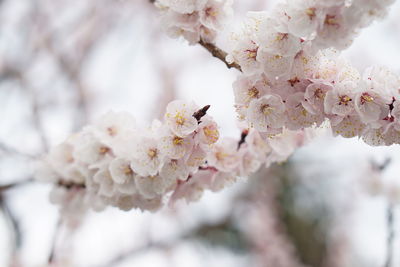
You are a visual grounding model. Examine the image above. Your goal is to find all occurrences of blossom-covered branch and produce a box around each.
[36,100,309,215]
[154,0,241,70]
[36,0,400,218]
[226,0,400,146]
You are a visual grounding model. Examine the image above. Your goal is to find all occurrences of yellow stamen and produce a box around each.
[173,136,184,145]
[261,104,274,115]
[147,148,157,159]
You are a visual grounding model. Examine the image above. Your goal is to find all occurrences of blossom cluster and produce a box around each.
[233,50,400,146]
[228,0,395,75]
[155,0,233,44]
[36,100,309,215]
[170,127,311,203]
[227,0,400,146]
[36,100,220,213]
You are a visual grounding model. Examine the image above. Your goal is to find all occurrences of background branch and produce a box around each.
[384,203,395,267]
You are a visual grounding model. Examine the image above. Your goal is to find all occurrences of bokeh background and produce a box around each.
[1,0,400,266]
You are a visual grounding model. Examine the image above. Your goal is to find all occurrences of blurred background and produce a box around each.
[0,0,400,266]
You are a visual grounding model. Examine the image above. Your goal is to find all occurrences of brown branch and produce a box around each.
[193,105,211,122]
[199,39,242,72]
[149,1,241,71]
[237,129,249,149]
[57,180,86,190]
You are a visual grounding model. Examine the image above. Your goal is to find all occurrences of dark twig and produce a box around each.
[384,203,395,267]
[193,105,211,123]
[0,194,22,258]
[48,218,62,264]
[238,129,249,149]
[199,39,242,71]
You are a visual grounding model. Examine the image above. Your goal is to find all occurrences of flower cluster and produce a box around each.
[227,0,400,146]
[36,99,311,214]
[170,127,311,204]
[36,100,221,212]
[155,0,233,44]
[228,0,395,75]
[234,49,400,146]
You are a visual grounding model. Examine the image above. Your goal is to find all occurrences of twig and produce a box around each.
[149,1,241,71]
[238,129,249,149]
[0,142,37,159]
[97,240,174,267]
[384,203,395,267]
[48,218,62,264]
[0,195,22,259]
[199,39,242,71]
[0,178,35,194]
[193,105,211,122]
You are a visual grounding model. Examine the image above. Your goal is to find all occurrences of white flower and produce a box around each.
[247,94,286,131]
[93,169,115,198]
[238,146,262,177]
[362,128,388,146]
[185,145,207,172]
[267,129,302,165]
[303,81,333,114]
[160,158,190,181]
[208,171,236,192]
[286,92,324,130]
[34,160,60,183]
[136,175,176,199]
[109,157,136,184]
[354,91,389,127]
[160,129,194,159]
[161,11,201,44]
[324,82,357,117]
[157,0,207,14]
[233,74,270,106]
[228,35,261,75]
[256,25,302,56]
[130,136,165,177]
[313,6,352,50]
[197,117,220,145]
[285,0,325,39]
[92,111,136,145]
[245,129,271,160]
[331,115,365,138]
[207,138,239,172]
[199,0,232,30]
[257,50,294,79]
[165,100,199,137]
[166,26,201,45]
[362,66,400,101]
[73,139,113,166]
[199,25,217,43]
[169,169,215,204]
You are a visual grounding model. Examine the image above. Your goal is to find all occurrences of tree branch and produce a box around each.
[0,142,37,159]
[384,203,395,267]
[48,218,62,264]
[199,39,242,72]
[98,240,174,267]
[0,178,34,194]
